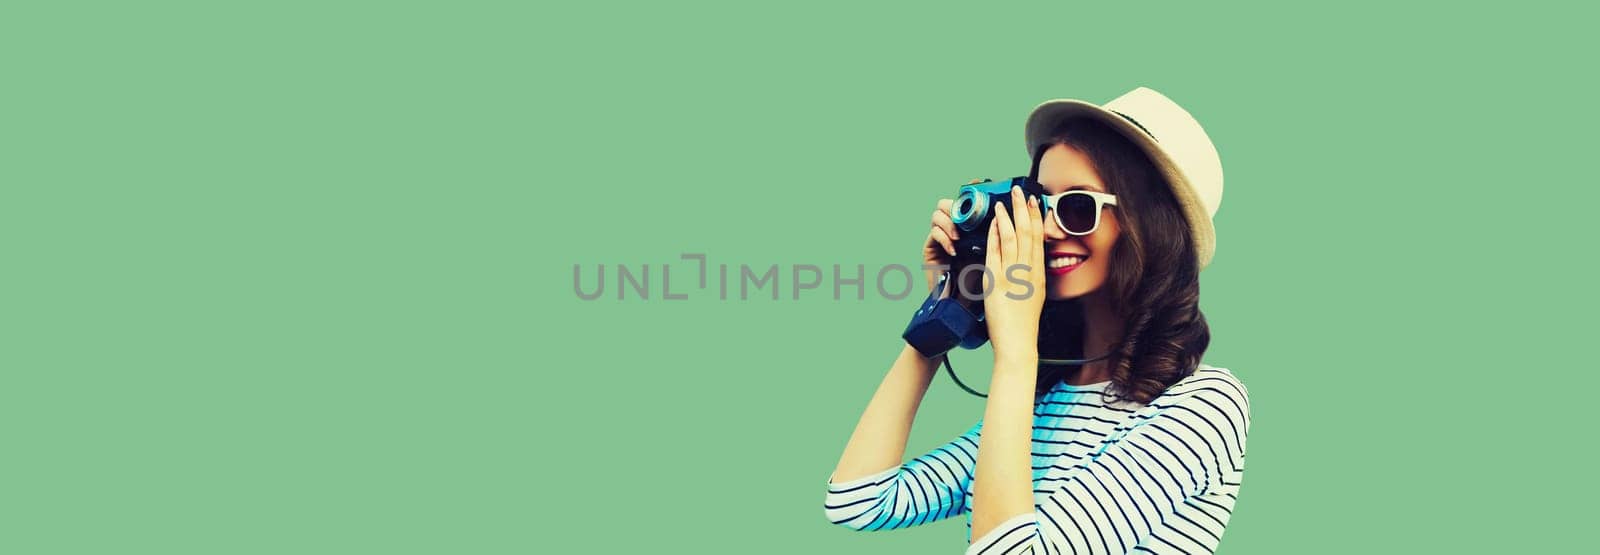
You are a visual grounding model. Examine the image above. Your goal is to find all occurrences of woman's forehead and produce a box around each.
[1037,144,1105,192]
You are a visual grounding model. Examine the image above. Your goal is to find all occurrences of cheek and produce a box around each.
[1091,234,1118,260]
[1090,217,1120,258]
[1085,221,1120,281]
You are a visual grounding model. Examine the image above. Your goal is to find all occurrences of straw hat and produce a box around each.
[1024,87,1224,270]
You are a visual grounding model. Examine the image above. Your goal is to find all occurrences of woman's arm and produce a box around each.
[823,418,981,531]
[963,370,1252,554]
[828,189,968,482]
[828,344,942,483]
[968,352,1039,543]
[968,189,1049,547]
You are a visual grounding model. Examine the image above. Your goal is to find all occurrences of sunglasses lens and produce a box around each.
[1056,193,1098,234]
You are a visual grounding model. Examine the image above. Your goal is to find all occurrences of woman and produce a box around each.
[823,87,1250,554]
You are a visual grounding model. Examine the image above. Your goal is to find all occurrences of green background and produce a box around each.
[4,1,1594,553]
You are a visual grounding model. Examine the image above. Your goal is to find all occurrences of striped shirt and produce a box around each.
[823,364,1250,554]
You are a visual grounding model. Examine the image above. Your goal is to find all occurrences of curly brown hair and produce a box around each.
[1029,117,1210,405]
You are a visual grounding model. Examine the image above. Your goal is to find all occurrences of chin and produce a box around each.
[1045,276,1104,301]
[1045,283,1083,301]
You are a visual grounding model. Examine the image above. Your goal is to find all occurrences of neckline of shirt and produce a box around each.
[1047,363,1222,396]
[1051,379,1110,393]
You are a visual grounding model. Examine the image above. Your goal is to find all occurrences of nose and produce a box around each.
[1040,204,1069,241]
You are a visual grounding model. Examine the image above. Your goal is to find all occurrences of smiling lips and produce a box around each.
[1045,253,1088,276]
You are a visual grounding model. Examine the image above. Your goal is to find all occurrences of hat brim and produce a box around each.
[1024,100,1216,270]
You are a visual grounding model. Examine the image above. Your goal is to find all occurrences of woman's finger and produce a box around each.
[1028,196,1045,280]
[931,207,960,241]
[1009,185,1032,266]
[928,227,956,257]
[995,194,1017,265]
[985,215,1000,290]
[1030,195,1046,266]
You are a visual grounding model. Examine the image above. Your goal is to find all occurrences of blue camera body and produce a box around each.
[902,273,989,358]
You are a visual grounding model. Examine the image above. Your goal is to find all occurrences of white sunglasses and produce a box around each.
[1039,190,1119,236]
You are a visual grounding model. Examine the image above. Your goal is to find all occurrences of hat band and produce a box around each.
[1111,110,1156,141]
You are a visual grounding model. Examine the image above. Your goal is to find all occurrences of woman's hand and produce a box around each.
[981,185,1046,363]
[969,190,1047,541]
[920,179,985,292]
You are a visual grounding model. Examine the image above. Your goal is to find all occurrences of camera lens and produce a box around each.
[951,188,989,232]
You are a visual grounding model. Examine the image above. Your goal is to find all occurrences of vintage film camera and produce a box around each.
[902,176,1042,358]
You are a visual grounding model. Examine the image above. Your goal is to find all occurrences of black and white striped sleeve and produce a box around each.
[824,421,982,531]
[965,375,1251,555]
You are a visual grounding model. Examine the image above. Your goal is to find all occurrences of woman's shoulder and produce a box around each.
[1183,363,1249,395]
[1153,363,1251,423]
